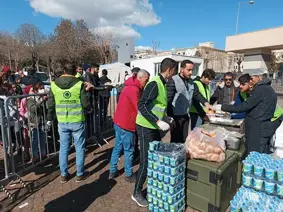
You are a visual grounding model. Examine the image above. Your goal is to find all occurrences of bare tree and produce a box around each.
[152,40,160,55]
[0,19,117,70]
[15,23,45,71]
[0,32,26,70]
[270,52,280,74]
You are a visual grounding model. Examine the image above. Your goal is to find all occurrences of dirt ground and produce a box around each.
[1,96,282,212]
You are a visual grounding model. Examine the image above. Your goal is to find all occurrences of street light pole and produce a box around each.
[235,1,254,34]
[235,2,241,34]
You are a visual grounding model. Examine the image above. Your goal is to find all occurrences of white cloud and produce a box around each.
[135,46,153,51]
[28,0,161,40]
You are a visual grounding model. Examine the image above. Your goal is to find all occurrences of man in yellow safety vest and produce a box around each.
[189,69,216,130]
[47,63,91,184]
[132,58,178,207]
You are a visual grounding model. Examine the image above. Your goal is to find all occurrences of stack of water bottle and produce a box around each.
[242,152,283,196]
[230,186,283,211]
[147,141,186,212]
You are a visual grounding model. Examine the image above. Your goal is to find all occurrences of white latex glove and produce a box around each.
[213,104,222,112]
[157,120,170,131]
[46,121,52,126]
[163,116,174,124]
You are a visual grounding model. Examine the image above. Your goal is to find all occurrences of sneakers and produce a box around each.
[76,171,90,183]
[60,175,70,184]
[125,174,136,183]
[109,171,119,180]
[131,193,148,207]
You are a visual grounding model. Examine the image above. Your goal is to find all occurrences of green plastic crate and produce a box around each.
[186,151,239,212]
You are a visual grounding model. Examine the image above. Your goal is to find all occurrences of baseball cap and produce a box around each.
[248,68,267,76]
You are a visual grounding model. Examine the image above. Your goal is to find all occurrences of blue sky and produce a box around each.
[1,0,283,50]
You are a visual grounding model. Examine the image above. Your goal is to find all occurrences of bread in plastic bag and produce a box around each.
[185,127,226,162]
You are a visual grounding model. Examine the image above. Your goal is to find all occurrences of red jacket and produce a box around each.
[114,76,143,132]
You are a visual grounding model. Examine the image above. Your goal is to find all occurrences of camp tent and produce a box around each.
[99,62,130,85]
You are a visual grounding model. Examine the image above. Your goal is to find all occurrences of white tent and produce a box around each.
[99,62,130,85]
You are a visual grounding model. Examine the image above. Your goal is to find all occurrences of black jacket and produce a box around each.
[222,79,277,153]
[167,75,208,117]
[47,75,91,121]
[210,81,240,105]
[100,75,112,84]
[99,75,112,97]
[222,79,276,122]
[85,72,101,87]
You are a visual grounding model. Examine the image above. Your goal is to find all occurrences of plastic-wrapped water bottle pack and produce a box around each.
[147,141,186,212]
[242,152,283,196]
[230,186,283,212]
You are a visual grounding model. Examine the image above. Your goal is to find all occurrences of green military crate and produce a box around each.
[186,151,239,212]
[226,144,246,186]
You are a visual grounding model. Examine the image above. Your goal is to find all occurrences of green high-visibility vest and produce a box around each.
[241,92,283,122]
[51,81,85,123]
[136,76,167,129]
[75,72,82,79]
[271,105,283,122]
[240,92,247,100]
[190,80,210,113]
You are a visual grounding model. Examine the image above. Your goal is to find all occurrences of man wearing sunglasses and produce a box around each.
[216,69,278,155]
[210,72,240,105]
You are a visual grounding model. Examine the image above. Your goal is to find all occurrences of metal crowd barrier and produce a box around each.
[85,86,116,146]
[0,93,59,200]
[0,86,117,200]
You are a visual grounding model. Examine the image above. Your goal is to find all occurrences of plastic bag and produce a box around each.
[185,128,226,162]
[151,141,187,165]
[194,128,226,150]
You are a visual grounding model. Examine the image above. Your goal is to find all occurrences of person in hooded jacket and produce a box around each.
[47,63,91,183]
[215,69,277,155]
[109,69,150,182]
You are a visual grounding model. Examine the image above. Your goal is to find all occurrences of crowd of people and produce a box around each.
[1,57,283,208]
[108,58,283,207]
[0,63,113,170]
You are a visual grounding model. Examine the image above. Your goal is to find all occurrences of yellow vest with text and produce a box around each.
[51,81,85,123]
[189,81,210,113]
[241,92,283,122]
[136,76,167,129]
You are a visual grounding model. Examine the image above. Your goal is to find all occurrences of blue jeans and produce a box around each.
[31,128,46,158]
[110,124,134,177]
[58,122,86,177]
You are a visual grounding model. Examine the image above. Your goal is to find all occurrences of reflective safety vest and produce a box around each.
[240,92,247,101]
[189,80,210,113]
[241,92,283,122]
[136,76,167,129]
[272,105,283,122]
[51,81,85,123]
[75,72,82,79]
